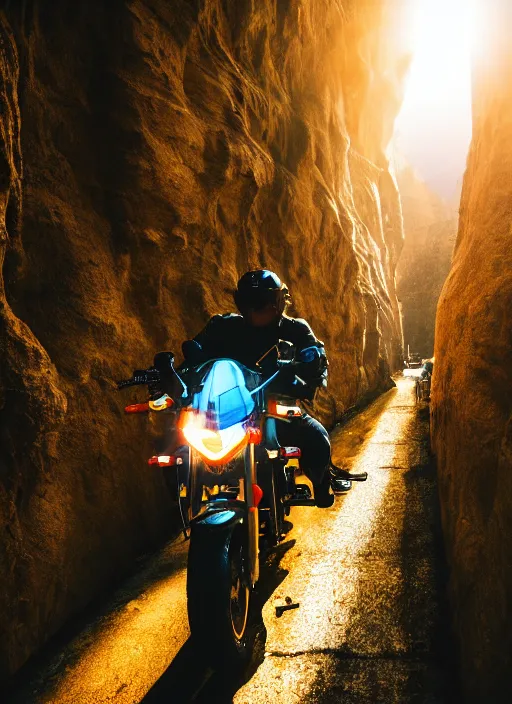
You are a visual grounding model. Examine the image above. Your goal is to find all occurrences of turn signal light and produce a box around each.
[280,446,301,459]
[247,426,262,444]
[267,399,302,418]
[148,395,174,411]
[125,403,150,414]
[148,455,183,467]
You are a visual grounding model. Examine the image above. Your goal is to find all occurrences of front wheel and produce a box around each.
[187,519,254,669]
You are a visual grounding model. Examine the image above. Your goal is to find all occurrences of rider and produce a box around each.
[420,358,434,379]
[181,269,339,508]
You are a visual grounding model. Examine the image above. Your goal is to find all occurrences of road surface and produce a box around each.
[9,377,460,703]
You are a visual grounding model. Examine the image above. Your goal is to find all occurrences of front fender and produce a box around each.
[190,506,245,537]
[189,506,260,585]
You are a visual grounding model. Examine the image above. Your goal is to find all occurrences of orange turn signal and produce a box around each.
[247,426,262,444]
[267,399,302,418]
[148,395,174,412]
[125,403,150,414]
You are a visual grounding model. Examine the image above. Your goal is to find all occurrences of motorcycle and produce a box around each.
[117,350,366,668]
[415,373,432,402]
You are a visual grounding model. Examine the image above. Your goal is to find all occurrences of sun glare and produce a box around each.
[392,0,478,200]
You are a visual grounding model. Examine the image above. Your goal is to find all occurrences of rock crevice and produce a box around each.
[432,2,512,699]
[0,1,408,676]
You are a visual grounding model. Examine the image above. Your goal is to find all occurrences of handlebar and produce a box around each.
[117,368,161,390]
[117,378,142,389]
[117,357,308,401]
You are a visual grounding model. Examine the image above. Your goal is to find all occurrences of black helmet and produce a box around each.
[234,269,290,314]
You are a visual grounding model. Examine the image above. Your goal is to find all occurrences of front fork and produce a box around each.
[244,443,260,586]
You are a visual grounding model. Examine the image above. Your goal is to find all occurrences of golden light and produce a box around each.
[392,0,481,198]
[181,411,248,464]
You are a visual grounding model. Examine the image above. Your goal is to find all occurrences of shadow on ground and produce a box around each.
[141,539,296,704]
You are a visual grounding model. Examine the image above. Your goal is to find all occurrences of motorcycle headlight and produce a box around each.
[180,410,248,465]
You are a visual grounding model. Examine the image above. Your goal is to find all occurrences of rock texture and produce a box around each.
[0,1,408,676]
[396,166,457,359]
[432,3,512,700]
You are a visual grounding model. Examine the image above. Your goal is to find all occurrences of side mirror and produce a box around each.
[153,351,188,400]
[152,352,175,394]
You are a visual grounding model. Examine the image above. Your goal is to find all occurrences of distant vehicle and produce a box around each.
[407,353,422,369]
[415,358,434,402]
[415,374,431,401]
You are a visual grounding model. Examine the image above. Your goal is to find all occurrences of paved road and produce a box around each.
[9,377,460,703]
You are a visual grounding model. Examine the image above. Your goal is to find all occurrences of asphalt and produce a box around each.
[8,376,460,704]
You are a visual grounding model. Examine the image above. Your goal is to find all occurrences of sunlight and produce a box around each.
[392,0,479,199]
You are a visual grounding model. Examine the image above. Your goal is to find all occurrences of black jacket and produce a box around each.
[182,314,328,397]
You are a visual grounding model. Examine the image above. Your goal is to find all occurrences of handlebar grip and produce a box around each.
[117,378,139,389]
[117,368,161,391]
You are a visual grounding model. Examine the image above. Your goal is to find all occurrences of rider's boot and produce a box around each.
[313,471,335,508]
[330,476,352,493]
[329,467,351,493]
[329,462,367,492]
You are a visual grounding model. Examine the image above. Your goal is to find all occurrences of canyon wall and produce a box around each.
[0,0,407,676]
[396,166,457,359]
[432,2,512,700]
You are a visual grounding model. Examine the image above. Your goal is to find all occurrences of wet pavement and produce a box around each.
[8,377,460,703]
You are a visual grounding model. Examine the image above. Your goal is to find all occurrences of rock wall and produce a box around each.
[432,2,512,700]
[0,1,407,676]
[396,166,457,359]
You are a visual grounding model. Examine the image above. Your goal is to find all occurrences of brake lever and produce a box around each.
[169,358,188,399]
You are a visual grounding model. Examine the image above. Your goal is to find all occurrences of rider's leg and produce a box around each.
[276,414,334,508]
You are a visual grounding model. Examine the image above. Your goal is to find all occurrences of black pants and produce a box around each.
[276,413,331,486]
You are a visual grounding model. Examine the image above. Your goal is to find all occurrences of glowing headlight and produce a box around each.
[181,412,248,465]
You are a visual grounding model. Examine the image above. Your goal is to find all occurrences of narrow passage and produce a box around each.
[9,377,459,703]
